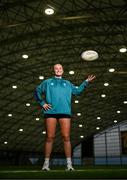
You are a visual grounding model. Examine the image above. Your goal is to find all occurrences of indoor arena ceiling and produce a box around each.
[0,0,127,153]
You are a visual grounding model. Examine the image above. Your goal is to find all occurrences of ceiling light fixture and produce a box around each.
[114,120,117,123]
[42,131,46,134]
[104,83,109,86]
[45,8,54,15]
[80,135,84,138]
[97,117,101,120]
[109,68,115,72]
[101,94,106,98]
[12,85,17,89]
[79,124,83,127]
[26,103,30,107]
[77,113,81,116]
[39,76,44,80]
[75,100,79,103]
[69,71,75,75]
[119,47,127,53]
[22,54,28,59]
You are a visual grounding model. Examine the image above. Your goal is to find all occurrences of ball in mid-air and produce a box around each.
[81,50,99,61]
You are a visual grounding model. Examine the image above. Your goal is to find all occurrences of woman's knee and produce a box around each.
[46,136,55,142]
[62,135,70,142]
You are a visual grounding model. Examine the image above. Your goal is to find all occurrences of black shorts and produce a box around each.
[43,114,71,119]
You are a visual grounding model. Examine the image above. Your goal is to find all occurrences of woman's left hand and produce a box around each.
[86,75,96,82]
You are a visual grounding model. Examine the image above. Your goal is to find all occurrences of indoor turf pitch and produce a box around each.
[0,165,127,179]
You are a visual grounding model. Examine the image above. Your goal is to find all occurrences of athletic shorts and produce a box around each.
[43,114,71,119]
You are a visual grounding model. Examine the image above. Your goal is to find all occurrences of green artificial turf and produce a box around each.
[0,165,127,179]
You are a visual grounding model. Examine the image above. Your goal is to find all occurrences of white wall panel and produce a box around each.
[94,120,127,164]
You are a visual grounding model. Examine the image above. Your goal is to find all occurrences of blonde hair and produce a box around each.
[53,64,63,68]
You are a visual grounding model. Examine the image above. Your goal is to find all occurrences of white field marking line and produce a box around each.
[0,170,83,173]
[0,169,126,173]
[0,170,40,173]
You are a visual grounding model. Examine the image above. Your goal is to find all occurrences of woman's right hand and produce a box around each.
[43,103,52,111]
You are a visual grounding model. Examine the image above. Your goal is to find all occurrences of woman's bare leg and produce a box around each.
[42,118,57,170]
[59,118,71,157]
[59,118,74,170]
[44,118,57,157]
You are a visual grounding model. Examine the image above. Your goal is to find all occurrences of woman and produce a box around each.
[35,64,96,171]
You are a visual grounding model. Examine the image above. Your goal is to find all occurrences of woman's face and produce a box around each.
[54,64,64,77]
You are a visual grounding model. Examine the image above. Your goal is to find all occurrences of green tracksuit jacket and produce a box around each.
[35,77,89,115]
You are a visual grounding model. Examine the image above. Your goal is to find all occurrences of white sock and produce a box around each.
[45,158,49,162]
[43,158,49,166]
[66,157,72,166]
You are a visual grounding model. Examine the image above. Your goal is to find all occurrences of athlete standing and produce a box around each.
[35,64,96,170]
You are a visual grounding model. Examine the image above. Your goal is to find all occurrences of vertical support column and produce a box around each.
[105,132,108,165]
